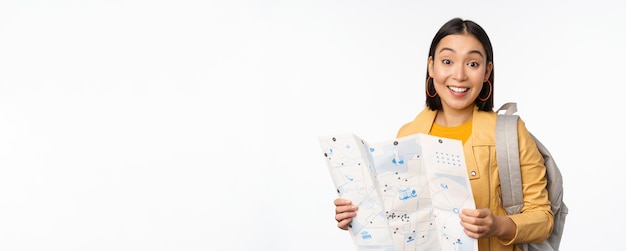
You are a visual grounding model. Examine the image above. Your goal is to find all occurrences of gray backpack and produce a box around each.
[496,102,568,251]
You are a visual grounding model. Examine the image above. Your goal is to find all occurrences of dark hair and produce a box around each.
[425,18,494,111]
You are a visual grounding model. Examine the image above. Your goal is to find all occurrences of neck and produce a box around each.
[435,106,474,127]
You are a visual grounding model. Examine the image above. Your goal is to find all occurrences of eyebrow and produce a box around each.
[439,47,484,58]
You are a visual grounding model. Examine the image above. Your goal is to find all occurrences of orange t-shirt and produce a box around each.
[429,120,472,145]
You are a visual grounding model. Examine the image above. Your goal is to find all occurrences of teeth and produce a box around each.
[449,86,468,93]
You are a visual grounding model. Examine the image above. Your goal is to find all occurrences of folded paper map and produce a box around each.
[318,133,477,251]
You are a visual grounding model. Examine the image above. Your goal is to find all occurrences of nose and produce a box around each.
[452,64,467,81]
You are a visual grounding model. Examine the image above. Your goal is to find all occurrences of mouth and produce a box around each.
[448,86,469,93]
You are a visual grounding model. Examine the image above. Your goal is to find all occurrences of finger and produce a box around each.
[334,198,352,206]
[459,212,480,225]
[461,221,487,237]
[337,217,353,230]
[335,210,357,222]
[464,228,480,239]
[461,208,479,217]
[335,204,358,214]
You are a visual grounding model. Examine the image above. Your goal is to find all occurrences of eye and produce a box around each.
[468,61,480,67]
[442,59,452,65]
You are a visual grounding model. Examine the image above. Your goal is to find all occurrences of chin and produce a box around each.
[444,100,475,111]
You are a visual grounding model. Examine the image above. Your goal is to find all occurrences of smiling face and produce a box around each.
[428,33,493,114]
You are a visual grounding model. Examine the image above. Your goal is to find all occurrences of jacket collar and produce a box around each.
[403,105,496,146]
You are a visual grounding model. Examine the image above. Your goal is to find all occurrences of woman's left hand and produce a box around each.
[460,208,515,241]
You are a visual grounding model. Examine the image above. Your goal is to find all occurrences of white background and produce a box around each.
[0,0,623,250]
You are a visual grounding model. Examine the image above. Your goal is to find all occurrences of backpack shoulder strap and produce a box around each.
[496,102,524,215]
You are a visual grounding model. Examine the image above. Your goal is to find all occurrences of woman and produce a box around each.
[333,18,553,251]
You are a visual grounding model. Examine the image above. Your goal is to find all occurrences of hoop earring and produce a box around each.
[426,77,437,98]
[478,79,492,102]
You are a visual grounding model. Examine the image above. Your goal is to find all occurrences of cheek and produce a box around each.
[430,67,450,81]
[468,70,487,83]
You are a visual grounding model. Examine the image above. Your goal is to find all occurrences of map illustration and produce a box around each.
[318,133,477,251]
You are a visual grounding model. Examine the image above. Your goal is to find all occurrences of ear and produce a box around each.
[484,61,493,80]
[427,56,434,78]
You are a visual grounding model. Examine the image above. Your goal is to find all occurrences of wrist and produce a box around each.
[496,216,517,241]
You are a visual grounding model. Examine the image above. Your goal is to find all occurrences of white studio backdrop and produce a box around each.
[0,0,623,250]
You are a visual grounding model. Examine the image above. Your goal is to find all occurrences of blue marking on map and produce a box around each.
[361,231,372,240]
[371,139,422,174]
[436,174,469,187]
[392,158,404,165]
[406,235,415,243]
[398,187,417,200]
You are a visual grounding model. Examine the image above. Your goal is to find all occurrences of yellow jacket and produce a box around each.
[397,106,553,251]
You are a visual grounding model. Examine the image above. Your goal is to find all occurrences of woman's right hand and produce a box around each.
[334,198,358,230]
